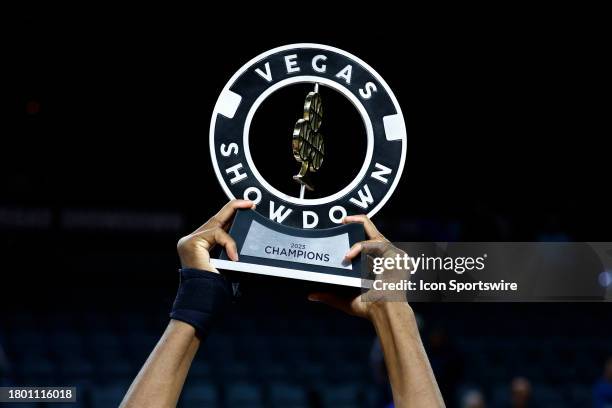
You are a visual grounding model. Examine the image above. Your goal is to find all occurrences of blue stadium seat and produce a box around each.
[531,384,567,407]
[225,381,264,408]
[187,360,213,379]
[320,383,360,407]
[570,384,592,406]
[125,332,158,351]
[254,361,289,380]
[268,382,308,408]
[52,398,88,408]
[328,361,368,382]
[49,332,82,351]
[180,383,219,407]
[205,334,234,352]
[17,356,56,382]
[58,356,94,378]
[81,313,113,331]
[116,313,150,331]
[216,361,251,380]
[90,384,127,408]
[96,358,135,379]
[491,383,509,406]
[86,332,122,349]
[295,360,326,380]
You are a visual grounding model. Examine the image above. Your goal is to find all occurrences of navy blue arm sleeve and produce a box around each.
[169,268,233,338]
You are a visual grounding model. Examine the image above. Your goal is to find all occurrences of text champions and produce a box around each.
[265,246,330,262]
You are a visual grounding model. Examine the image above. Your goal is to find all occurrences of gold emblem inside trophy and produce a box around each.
[292,83,325,198]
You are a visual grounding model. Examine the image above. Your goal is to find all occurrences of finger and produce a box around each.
[196,199,255,232]
[221,200,257,231]
[344,240,389,261]
[214,228,239,261]
[212,199,255,227]
[307,292,353,315]
[342,214,387,241]
[344,242,363,261]
[195,227,239,261]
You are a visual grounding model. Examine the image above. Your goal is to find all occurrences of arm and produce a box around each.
[120,199,254,408]
[309,214,445,408]
[370,303,443,407]
[120,321,200,408]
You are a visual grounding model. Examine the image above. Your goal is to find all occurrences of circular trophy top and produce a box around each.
[210,43,406,229]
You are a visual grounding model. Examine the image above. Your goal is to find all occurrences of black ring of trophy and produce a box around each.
[209,44,406,287]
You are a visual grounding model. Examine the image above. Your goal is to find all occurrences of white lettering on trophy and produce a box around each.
[371,162,392,184]
[269,201,293,223]
[335,65,353,85]
[329,205,347,224]
[251,56,379,99]
[212,45,407,231]
[243,186,262,205]
[220,142,239,157]
[359,82,378,100]
[302,210,319,229]
[225,163,248,185]
[284,54,300,74]
[349,184,374,209]
[255,62,273,82]
[311,55,327,73]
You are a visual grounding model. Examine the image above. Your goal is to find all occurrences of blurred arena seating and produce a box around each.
[0,226,610,407]
[1,300,610,407]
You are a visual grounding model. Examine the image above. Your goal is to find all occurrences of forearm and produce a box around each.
[370,303,445,407]
[120,320,200,408]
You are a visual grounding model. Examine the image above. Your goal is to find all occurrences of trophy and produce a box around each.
[208,44,406,287]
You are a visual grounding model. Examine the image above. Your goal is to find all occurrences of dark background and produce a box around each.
[0,9,610,408]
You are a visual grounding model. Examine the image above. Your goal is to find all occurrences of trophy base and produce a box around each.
[211,209,369,288]
[210,259,364,288]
